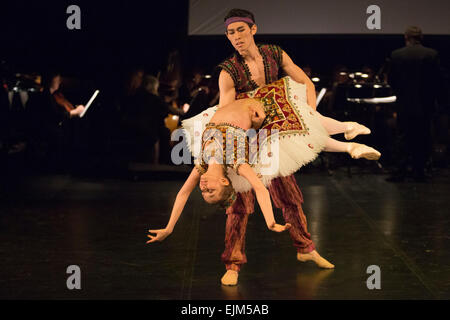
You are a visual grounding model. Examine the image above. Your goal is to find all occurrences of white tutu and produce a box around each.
[181,76,329,193]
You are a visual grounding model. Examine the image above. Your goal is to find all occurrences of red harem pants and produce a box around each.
[221,174,315,271]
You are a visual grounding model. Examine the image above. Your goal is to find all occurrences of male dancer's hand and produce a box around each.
[268,223,291,233]
[146,229,171,243]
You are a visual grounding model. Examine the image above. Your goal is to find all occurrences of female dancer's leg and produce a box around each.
[316,111,370,140]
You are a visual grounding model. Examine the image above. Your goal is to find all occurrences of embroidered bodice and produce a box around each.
[195,122,254,175]
[217,44,283,96]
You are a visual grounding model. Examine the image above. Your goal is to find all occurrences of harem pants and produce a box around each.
[221,174,315,271]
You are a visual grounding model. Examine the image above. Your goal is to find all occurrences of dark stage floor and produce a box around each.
[0,167,449,300]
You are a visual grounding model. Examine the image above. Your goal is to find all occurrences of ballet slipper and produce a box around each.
[347,142,381,160]
[297,250,335,269]
[221,270,239,286]
[344,122,371,140]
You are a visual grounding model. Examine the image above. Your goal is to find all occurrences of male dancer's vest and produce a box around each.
[217,44,284,96]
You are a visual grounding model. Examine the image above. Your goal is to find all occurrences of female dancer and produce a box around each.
[147,77,380,281]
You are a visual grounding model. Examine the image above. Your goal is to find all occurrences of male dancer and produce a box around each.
[217,9,368,286]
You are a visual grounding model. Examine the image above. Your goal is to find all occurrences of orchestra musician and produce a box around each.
[26,72,85,171]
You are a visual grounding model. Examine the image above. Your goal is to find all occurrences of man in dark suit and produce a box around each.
[387,26,443,182]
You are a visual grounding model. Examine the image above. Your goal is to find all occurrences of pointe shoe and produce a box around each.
[297,250,335,269]
[221,270,239,286]
[344,122,371,140]
[347,143,381,160]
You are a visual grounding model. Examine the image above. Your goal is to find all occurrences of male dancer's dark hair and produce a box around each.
[224,8,256,28]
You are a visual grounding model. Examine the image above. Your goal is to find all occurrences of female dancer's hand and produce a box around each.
[146,228,171,243]
[268,222,292,232]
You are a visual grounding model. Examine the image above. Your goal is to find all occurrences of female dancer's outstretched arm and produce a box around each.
[238,164,291,232]
[146,168,200,243]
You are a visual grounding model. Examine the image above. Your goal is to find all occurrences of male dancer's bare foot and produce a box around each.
[297,250,335,269]
[344,122,371,140]
[221,270,239,286]
[347,142,381,160]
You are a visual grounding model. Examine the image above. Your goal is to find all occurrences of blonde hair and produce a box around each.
[203,166,236,208]
[218,182,235,209]
[217,168,236,209]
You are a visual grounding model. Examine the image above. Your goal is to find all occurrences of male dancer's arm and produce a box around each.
[218,70,236,107]
[281,51,317,110]
[238,164,291,232]
[147,168,200,243]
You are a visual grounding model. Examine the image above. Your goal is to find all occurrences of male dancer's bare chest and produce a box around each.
[244,55,266,87]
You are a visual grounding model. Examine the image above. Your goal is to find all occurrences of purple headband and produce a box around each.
[224,17,254,28]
